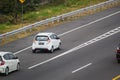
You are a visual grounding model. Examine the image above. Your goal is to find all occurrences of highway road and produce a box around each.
[0,5,120,80]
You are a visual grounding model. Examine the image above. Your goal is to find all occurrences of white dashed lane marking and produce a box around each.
[72,63,92,73]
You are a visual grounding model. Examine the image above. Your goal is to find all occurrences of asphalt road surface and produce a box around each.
[0,6,120,80]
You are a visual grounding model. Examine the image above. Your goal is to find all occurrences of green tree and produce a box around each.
[0,0,66,24]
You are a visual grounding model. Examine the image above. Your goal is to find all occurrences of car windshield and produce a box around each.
[35,36,49,41]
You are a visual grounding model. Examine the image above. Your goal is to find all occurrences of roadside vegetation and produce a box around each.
[0,0,107,34]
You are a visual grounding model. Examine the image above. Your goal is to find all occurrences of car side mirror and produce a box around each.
[13,56,18,59]
[56,37,60,39]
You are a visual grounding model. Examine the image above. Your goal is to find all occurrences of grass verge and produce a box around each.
[0,0,107,34]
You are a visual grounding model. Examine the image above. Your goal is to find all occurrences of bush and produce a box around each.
[0,15,9,24]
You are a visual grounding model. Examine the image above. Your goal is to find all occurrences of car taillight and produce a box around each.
[0,61,5,66]
[117,50,120,53]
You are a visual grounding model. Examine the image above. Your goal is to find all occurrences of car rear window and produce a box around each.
[35,36,49,41]
[0,56,2,61]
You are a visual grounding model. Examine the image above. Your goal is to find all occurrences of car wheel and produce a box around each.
[32,49,36,53]
[117,60,120,63]
[50,46,54,53]
[16,63,20,71]
[4,67,9,76]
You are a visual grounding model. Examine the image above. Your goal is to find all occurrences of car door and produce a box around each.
[3,54,13,72]
[52,34,60,49]
[8,53,18,71]
[50,35,56,49]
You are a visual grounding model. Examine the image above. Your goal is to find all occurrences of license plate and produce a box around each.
[39,43,44,45]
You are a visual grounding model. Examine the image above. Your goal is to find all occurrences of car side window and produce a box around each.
[8,54,16,59]
[50,35,54,39]
[54,34,59,39]
[3,54,10,60]
[53,35,57,39]
[3,53,16,60]
[50,34,59,39]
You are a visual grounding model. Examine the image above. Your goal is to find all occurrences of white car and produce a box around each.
[0,52,20,76]
[32,32,61,53]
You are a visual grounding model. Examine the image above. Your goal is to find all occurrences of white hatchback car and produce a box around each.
[0,52,20,76]
[32,32,61,53]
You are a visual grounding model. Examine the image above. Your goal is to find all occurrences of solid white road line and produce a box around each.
[72,63,92,73]
[14,10,120,55]
[28,26,120,69]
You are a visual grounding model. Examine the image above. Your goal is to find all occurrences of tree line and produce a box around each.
[0,0,65,24]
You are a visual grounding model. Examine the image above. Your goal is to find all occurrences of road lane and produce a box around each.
[28,26,120,69]
[2,32,120,80]
[65,33,120,80]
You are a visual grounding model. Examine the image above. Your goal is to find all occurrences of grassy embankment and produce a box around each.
[0,0,107,34]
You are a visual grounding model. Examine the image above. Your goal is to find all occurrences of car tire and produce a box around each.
[117,60,120,63]
[16,63,20,71]
[4,67,9,76]
[50,46,54,53]
[32,49,36,53]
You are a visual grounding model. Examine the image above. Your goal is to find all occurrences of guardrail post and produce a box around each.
[106,2,109,9]
[112,1,114,6]
[45,23,48,27]
[57,16,60,22]
[30,25,34,32]
[93,5,96,14]
[62,18,64,21]
[57,18,60,22]
[24,29,27,34]
[30,27,32,32]
[52,20,54,24]
[98,4,101,12]
[90,7,93,15]
[108,2,111,8]
[2,35,6,45]
[106,2,109,8]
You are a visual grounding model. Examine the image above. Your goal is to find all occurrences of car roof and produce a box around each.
[36,32,55,36]
[0,52,11,56]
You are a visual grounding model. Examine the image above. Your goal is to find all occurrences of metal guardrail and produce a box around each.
[0,0,120,42]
